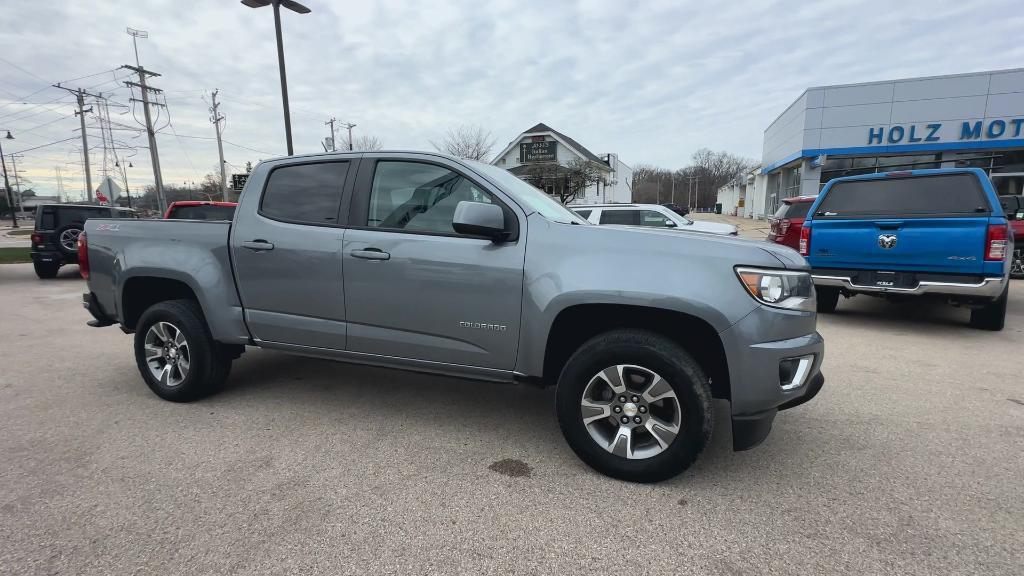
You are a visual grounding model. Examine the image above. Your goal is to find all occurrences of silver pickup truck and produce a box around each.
[80,151,825,482]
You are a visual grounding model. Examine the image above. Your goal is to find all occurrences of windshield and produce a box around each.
[470,161,589,224]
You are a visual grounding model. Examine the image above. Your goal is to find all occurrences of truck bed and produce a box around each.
[84,218,248,344]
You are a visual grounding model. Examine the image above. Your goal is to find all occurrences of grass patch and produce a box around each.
[0,247,32,264]
[7,229,33,236]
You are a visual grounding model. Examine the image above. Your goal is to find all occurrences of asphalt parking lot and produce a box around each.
[1,262,1022,575]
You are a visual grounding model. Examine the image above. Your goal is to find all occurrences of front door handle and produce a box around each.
[351,248,390,261]
[242,240,275,251]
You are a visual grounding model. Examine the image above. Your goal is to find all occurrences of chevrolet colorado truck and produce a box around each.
[80,151,824,482]
[801,168,1012,330]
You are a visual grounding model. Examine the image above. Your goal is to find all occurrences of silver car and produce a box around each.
[572,203,738,235]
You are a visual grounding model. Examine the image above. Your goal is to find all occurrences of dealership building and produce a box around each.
[491,123,633,204]
[724,68,1024,218]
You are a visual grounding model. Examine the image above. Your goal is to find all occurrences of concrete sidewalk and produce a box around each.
[689,212,771,240]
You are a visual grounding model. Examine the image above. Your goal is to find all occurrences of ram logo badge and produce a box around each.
[877,234,898,249]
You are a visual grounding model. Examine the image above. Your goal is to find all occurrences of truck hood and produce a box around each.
[581,222,809,270]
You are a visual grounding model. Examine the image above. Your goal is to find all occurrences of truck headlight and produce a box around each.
[735,267,815,311]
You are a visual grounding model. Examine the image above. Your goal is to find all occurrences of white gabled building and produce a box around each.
[491,123,633,204]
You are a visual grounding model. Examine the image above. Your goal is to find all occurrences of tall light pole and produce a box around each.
[1,131,18,228]
[241,0,311,156]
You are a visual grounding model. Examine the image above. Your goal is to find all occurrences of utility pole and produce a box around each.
[210,89,228,201]
[122,64,167,213]
[54,85,100,203]
[325,117,337,151]
[0,132,16,227]
[341,122,356,150]
[670,173,676,205]
[9,154,24,214]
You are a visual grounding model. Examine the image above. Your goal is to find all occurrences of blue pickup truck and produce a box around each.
[800,168,1012,330]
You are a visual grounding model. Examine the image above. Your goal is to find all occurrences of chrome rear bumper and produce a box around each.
[812,274,1006,298]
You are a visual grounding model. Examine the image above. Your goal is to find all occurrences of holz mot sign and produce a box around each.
[866,117,1024,145]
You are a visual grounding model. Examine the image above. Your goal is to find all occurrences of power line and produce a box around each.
[7,136,79,155]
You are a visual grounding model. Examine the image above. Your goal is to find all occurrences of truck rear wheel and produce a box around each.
[33,261,60,279]
[969,285,1007,331]
[816,286,840,313]
[555,329,713,483]
[134,299,232,402]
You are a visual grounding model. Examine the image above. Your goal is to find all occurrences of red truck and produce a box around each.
[163,201,237,220]
[999,195,1024,278]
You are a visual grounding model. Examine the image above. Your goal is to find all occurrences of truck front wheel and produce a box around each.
[133,299,232,402]
[555,329,713,483]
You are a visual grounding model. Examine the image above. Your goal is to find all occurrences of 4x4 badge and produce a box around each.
[878,234,897,249]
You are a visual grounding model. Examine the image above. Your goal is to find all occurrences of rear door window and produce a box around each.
[260,161,349,225]
[38,207,56,230]
[816,174,990,218]
[599,209,638,225]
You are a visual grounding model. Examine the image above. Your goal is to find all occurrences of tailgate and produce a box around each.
[808,218,988,273]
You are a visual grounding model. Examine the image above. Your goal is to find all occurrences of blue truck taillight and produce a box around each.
[985,224,1008,261]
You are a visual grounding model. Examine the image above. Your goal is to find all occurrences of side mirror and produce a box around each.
[664,220,678,228]
[452,201,506,241]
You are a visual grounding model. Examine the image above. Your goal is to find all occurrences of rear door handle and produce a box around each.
[242,240,275,251]
[351,248,390,261]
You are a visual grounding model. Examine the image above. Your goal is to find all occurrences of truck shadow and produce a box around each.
[214,349,815,485]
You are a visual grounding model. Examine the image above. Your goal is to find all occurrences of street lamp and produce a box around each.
[241,0,311,156]
[115,158,134,209]
[0,130,18,228]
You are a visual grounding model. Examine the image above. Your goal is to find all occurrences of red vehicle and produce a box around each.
[766,195,816,251]
[999,195,1024,278]
[163,201,237,220]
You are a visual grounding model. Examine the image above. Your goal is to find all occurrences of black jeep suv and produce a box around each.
[30,204,137,279]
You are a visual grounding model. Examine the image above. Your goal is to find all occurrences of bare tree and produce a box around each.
[430,125,497,161]
[559,158,603,205]
[352,135,383,151]
[684,149,757,209]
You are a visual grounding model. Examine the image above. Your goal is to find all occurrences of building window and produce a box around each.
[820,154,941,185]
[498,158,505,166]
[783,166,801,198]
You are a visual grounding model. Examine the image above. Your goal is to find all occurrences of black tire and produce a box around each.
[33,260,60,279]
[969,285,1008,331]
[134,299,232,402]
[816,286,840,313]
[1011,249,1024,279]
[54,224,84,256]
[555,329,713,483]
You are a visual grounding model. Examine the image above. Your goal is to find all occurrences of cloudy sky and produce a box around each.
[1,0,1022,200]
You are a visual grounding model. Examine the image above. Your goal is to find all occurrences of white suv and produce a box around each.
[571,204,738,236]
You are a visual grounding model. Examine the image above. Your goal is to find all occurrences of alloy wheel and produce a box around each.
[580,364,682,459]
[59,228,81,252]
[143,321,191,387]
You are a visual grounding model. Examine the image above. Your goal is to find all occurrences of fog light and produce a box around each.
[779,355,814,391]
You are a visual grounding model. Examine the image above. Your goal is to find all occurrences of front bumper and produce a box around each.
[813,272,1006,299]
[720,306,825,451]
